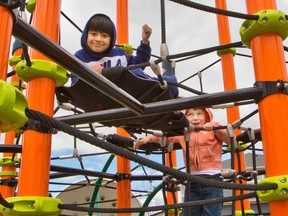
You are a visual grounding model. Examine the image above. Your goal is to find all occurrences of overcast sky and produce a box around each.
[2,0,288,205]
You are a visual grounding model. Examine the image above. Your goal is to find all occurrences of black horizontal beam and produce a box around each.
[57,86,260,125]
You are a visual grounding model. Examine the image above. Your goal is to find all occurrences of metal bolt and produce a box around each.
[280,177,286,183]
[262,18,268,24]
[281,188,288,195]
[276,82,282,89]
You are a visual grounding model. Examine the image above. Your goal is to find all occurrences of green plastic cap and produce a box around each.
[240,10,288,48]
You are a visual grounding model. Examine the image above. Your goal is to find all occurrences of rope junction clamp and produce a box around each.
[160,43,169,61]
[0,196,62,216]
[257,175,288,202]
[0,80,28,133]
[15,59,69,87]
[240,10,288,48]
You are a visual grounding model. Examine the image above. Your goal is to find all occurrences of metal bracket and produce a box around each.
[23,119,58,134]
[0,178,17,187]
[116,173,131,181]
[0,0,25,9]
[254,80,288,103]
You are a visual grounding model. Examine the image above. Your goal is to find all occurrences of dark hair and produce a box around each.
[87,15,114,40]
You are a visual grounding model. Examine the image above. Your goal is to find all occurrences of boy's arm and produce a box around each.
[127,24,152,66]
[134,134,159,150]
[211,122,233,145]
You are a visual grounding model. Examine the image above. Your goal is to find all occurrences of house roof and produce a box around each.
[222,153,265,170]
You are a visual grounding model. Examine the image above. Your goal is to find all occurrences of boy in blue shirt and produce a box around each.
[73,13,179,98]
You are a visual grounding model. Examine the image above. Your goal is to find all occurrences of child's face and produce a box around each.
[87,30,111,53]
[186,109,206,127]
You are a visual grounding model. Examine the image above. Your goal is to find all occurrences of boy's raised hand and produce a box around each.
[142,24,152,44]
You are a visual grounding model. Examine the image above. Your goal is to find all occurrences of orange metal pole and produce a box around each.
[1,47,23,198]
[1,132,17,198]
[0,6,13,81]
[245,1,288,215]
[0,5,13,198]
[116,0,131,214]
[17,0,61,196]
[165,151,179,215]
[215,0,251,212]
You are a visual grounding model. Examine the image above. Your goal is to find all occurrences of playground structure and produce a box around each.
[0,0,288,215]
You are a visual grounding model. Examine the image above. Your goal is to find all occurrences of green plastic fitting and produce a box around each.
[119,44,134,55]
[0,157,20,167]
[0,196,62,216]
[257,175,288,202]
[15,59,69,87]
[26,0,36,14]
[240,10,288,48]
[8,56,22,67]
[0,80,28,133]
[217,48,236,57]
[235,209,255,216]
[226,141,247,152]
[0,171,17,177]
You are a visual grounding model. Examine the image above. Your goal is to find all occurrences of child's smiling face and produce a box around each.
[186,108,206,127]
[87,30,111,53]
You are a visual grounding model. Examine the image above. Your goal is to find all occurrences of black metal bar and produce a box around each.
[0,144,22,153]
[12,17,145,115]
[50,165,117,180]
[57,86,260,125]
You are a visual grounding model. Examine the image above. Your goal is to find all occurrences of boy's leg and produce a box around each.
[183,183,202,216]
[202,176,223,216]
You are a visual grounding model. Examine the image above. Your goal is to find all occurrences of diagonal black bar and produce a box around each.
[12,17,145,115]
[57,86,260,125]
[50,165,117,180]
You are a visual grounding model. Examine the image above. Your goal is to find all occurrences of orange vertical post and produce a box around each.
[116,0,131,214]
[1,132,17,198]
[1,47,23,198]
[165,151,179,215]
[0,5,14,196]
[245,1,288,215]
[17,0,62,196]
[0,6,13,81]
[215,0,251,212]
